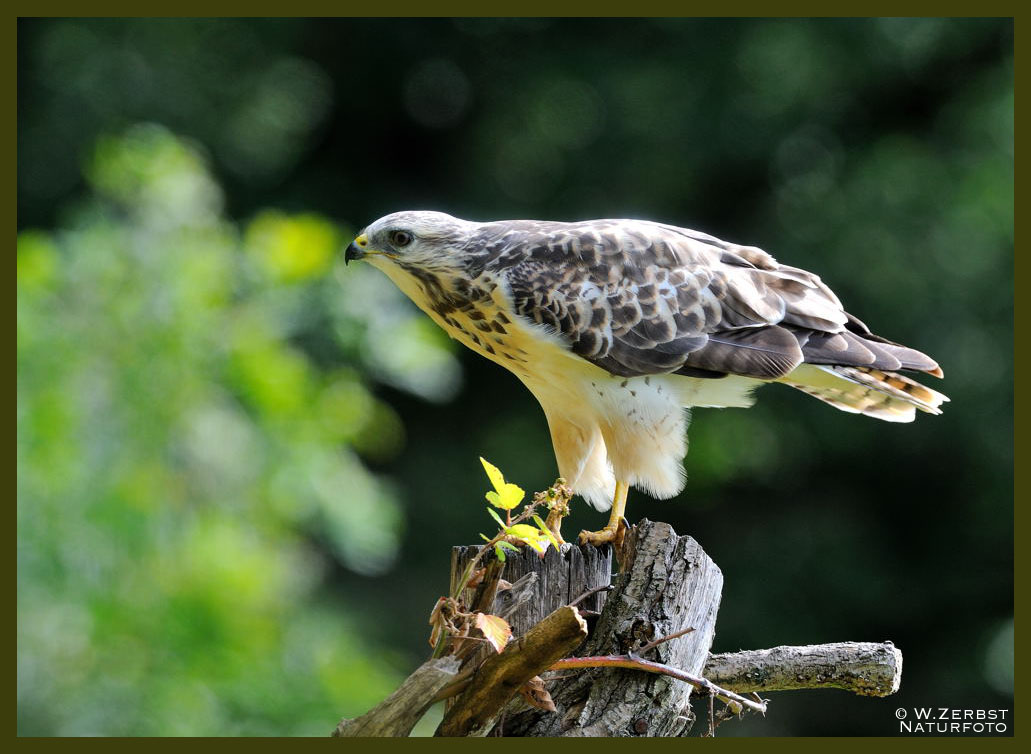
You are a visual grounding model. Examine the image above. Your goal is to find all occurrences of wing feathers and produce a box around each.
[492,219,943,403]
[680,327,802,379]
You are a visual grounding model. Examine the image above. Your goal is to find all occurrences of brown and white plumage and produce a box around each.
[345,211,947,537]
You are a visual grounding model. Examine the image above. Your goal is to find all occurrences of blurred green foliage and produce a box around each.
[17,124,460,734]
[18,18,1011,736]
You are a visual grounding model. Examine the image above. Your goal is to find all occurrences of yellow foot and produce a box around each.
[578,518,628,549]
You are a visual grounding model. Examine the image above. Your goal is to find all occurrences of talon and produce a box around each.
[578,518,627,548]
[579,481,630,553]
[578,527,613,547]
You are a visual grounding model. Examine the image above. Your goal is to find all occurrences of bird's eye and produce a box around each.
[390,230,413,248]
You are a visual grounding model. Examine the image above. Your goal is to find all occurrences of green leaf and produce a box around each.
[486,506,506,529]
[493,543,507,562]
[496,540,519,553]
[505,524,549,554]
[480,457,525,510]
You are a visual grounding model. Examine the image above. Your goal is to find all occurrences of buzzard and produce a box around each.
[345,211,947,546]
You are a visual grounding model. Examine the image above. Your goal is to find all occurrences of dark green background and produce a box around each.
[17,18,1013,736]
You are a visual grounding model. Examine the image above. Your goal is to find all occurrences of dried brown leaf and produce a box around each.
[474,612,513,654]
[518,675,556,711]
[428,597,447,647]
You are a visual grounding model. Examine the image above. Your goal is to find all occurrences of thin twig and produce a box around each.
[706,691,715,737]
[633,626,696,657]
[568,584,613,608]
[547,655,768,716]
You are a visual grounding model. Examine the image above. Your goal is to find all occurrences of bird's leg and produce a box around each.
[578,481,629,548]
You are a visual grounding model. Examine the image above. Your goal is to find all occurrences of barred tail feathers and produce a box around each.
[779,363,949,423]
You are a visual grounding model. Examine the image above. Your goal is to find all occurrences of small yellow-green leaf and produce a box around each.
[480,457,525,510]
[500,484,525,509]
[494,543,507,562]
[505,524,539,538]
[485,486,523,510]
[474,612,513,653]
[480,456,506,492]
[505,524,548,554]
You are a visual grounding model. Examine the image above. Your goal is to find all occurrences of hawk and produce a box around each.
[345,211,947,546]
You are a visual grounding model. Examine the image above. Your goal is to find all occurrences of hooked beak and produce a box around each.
[344,234,368,265]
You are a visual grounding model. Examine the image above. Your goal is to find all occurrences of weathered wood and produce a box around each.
[450,542,612,638]
[491,571,539,624]
[704,641,903,697]
[499,519,723,737]
[436,606,589,737]
[332,656,462,737]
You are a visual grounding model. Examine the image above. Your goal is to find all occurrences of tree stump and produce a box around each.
[495,519,722,736]
[333,518,904,737]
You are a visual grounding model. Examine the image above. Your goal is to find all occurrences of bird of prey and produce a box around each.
[345,211,947,547]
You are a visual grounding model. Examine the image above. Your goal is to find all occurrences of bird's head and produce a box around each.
[345,210,479,279]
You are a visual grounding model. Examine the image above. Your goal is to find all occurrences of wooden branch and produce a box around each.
[436,605,589,737]
[704,641,903,697]
[332,656,462,737]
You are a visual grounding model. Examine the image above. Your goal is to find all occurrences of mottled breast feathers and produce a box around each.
[471,219,941,381]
